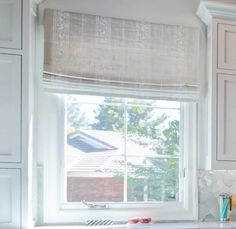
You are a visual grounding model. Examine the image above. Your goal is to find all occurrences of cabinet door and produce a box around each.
[0,169,21,229]
[0,0,22,49]
[218,24,236,70]
[0,54,21,162]
[217,74,236,161]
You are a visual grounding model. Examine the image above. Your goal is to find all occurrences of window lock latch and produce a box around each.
[82,200,109,209]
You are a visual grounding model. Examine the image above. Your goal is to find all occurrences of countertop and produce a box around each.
[35,222,236,229]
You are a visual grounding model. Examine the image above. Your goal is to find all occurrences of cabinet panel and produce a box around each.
[218,24,236,70]
[0,169,21,228]
[0,54,21,162]
[217,74,236,161]
[0,0,22,49]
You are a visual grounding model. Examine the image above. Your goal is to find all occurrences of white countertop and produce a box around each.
[35,222,236,229]
[125,222,236,228]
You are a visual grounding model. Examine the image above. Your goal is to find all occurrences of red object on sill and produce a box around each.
[128,217,152,224]
[140,217,152,224]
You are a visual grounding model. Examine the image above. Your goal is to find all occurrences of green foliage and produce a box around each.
[67,95,87,130]
[92,97,180,202]
[126,103,153,135]
[128,119,179,201]
[67,95,180,202]
[92,97,124,131]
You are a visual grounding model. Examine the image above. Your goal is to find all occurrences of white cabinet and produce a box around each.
[218,24,236,71]
[0,169,21,229]
[0,0,22,49]
[197,1,236,169]
[0,54,21,162]
[216,23,236,166]
[0,0,32,227]
[217,74,236,161]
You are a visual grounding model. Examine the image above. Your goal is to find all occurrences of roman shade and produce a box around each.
[43,9,200,101]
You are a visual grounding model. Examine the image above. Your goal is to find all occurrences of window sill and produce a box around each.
[34,222,236,229]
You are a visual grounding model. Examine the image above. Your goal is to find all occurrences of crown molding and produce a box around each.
[197,1,236,27]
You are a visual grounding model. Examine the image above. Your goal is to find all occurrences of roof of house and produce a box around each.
[66,129,178,175]
[68,131,118,153]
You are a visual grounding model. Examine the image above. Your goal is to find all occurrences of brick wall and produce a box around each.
[67,177,124,202]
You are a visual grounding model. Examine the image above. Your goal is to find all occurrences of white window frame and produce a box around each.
[38,93,198,225]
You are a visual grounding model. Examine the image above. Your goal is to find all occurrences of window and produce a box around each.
[40,7,199,225]
[66,95,181,203]
[41,93,197,223]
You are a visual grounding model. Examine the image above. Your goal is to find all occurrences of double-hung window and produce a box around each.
[38,7,200,225]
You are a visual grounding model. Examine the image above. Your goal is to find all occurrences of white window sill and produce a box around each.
[34,221,236,229]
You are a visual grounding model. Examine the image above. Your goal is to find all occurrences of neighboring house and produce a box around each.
[66,130,155,202]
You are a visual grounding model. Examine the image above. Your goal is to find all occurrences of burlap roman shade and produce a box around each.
[43,9,200,100]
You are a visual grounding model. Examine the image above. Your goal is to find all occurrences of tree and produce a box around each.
[92,97,124,131]
[128,119,179,201]
[92,98,156,135]
[92,97,180,202]
[67,95,87,132]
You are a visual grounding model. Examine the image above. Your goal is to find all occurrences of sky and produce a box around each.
[67,94,180,108]
[66,94,180,126]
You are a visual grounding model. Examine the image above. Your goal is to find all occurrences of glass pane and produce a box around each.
[65,95,182,204]
[67,156,125,202]
[126,98,180,109]
[126,102,180,157]
[126,100,180,202]
[127,157,179,202]
[66,95,125,202]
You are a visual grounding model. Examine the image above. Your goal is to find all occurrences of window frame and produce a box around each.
[39,93,198,224]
